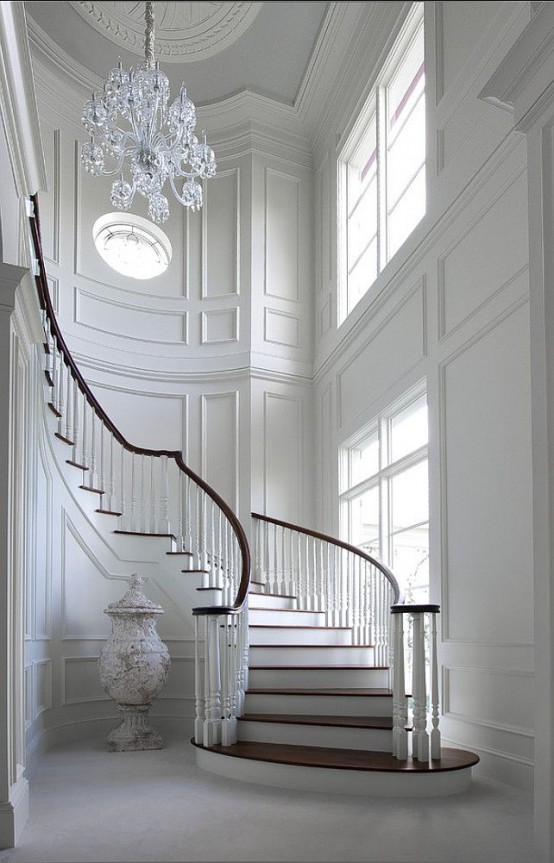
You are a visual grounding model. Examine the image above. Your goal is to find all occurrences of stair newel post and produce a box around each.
[203,614,222,747]
[239,606,249,712]
[411,610,429,761]
[194,615,205,743]
[220,617,230,745]
[391,608,408,759]
[430,610,441,759]
[159,455,170,535]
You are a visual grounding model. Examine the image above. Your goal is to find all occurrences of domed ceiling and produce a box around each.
[25,0,330,105]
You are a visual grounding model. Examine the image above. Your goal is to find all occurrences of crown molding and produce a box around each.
[0,2,47,197]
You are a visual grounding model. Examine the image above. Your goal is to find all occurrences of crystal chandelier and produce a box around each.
[80,1,216,224]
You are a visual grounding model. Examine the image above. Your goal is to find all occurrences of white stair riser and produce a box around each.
[248,593,297,610]
[247,666,390,689]
[248,609,324,626]
[248,627,353,646]
[238,720,392,751]
[196,748,474,798]
[249,645,375,665]
[244,693,393,716]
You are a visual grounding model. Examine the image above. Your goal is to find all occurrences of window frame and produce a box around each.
[338,3,425,323]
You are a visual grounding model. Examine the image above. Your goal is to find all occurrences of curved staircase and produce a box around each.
[27,195,478,798]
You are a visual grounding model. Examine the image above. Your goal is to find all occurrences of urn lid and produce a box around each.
[104,574,164,616]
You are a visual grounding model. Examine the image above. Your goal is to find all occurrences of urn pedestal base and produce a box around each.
[107,704,163,752]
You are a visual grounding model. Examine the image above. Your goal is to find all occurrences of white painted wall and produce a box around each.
[312,0,534,788]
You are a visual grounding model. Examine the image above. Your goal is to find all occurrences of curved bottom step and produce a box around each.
[193,740,479,798]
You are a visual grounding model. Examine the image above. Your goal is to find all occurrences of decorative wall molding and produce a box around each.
[202,168,240,299]
[74,287,188,346]
[33,658,52,716]
[264,168,300,302]
[200,308,239,345]
[264,308,300,349]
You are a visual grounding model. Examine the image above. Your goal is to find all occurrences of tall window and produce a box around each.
[339,388,429,603]
[340,4,425,320]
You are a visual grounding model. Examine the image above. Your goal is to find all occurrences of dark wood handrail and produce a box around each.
[391,604,439,614]
[29,194,251,616]
[252,512,402,603]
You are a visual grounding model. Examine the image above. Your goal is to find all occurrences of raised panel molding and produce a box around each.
[438,169,528,339]
[319,296,332,338]
[203,167,240,298]
[264,308,300,348]
[337,279,427,430]
[33,439,53,641]
[24,665,33,727]
[34,659,52,715]
[201,392,239,510]
[264,168,300,302]
[443,666,534,738]
[40,123,60,264]
[263,391,302,521]
[433,2,445,106]
[439,299,533,644]
[74,287,188,345]
[201,308,239,345]
[62,656,108,705]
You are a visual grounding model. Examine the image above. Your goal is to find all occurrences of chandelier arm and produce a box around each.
[167,172,190,206]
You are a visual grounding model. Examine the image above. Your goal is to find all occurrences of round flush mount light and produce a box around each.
[93,213,172,280]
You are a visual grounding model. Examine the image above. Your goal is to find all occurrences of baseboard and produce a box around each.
[0,775,29,849]
[442,736,534,792]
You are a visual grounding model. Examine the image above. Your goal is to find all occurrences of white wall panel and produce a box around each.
[201,392,239,509]
[90,386,185,453]
[75,289,187,344]
[444,666,534,735]
[265,169,300,301]
[39,123,59,264]
[439,2,503,99]
[201,308,239,344]
[62,657,108,705]
[439,171,528,338]
[34,659,52,715]
[24,666,33,726]
[33,450,52,641]
[204,169,239,298]
[338,283,426,429]
[264,308,300,348]
[263,392,302,521]
[441,302,533,643]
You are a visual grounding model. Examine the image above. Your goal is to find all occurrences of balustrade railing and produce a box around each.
[252,513,401,667]
[28,195,251,751]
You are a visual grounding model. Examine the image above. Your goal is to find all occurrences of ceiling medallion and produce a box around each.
[70,2,263,63]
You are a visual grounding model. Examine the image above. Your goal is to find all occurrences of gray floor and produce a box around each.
[0,735,535,863]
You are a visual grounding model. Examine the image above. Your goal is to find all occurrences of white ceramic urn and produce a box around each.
[98,574,170,751]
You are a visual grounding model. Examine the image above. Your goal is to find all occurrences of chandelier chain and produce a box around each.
[144,1,155,68]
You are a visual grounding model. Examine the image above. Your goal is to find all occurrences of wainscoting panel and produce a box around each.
[440,302,533,643]
[265,168,300,301]
[264,308,300,348]
[75,289,187,345]
[204,168,239,298]
[263,392,302,522]
[201,392,239,510]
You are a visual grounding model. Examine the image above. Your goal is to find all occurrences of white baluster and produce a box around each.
[129,452,137,532]
[51,337,58,414]
[81,396,88,471]
[149,456,156,534]
[105,432,116,514]
[57,355,65,436]
[194,616,205,743]
[139,454,146,533]
[411,611,429,761]
[119,444,126,526]
[89,409,98,490]
[430,611,441,759]
[64,370,73,442]
[159,455,170,534]
[392,612,408,759]
[221,617,238,746]
[203,615,222,747]
[71,381,80,468]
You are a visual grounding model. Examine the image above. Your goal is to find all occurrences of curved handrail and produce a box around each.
[29,194,251,614]
[252,511,402,604]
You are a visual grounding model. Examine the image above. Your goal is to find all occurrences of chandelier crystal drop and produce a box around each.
[80,1,216,224]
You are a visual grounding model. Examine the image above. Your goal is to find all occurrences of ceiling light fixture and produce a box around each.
[80,1,216,224]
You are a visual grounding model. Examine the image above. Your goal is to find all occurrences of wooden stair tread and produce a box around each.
[249,624,350,630]
[239,713,394,729]
[79,484,104,494]
[95,509,122,517]
[113,530,175,538]
[246,687,392,697]
[249,665,390,670]
[192,740,480,773]
[66,459,89,471]
[250,643,374,649]
[166,551,194,556]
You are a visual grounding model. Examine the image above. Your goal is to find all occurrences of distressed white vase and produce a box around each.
[98,574,170,752]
